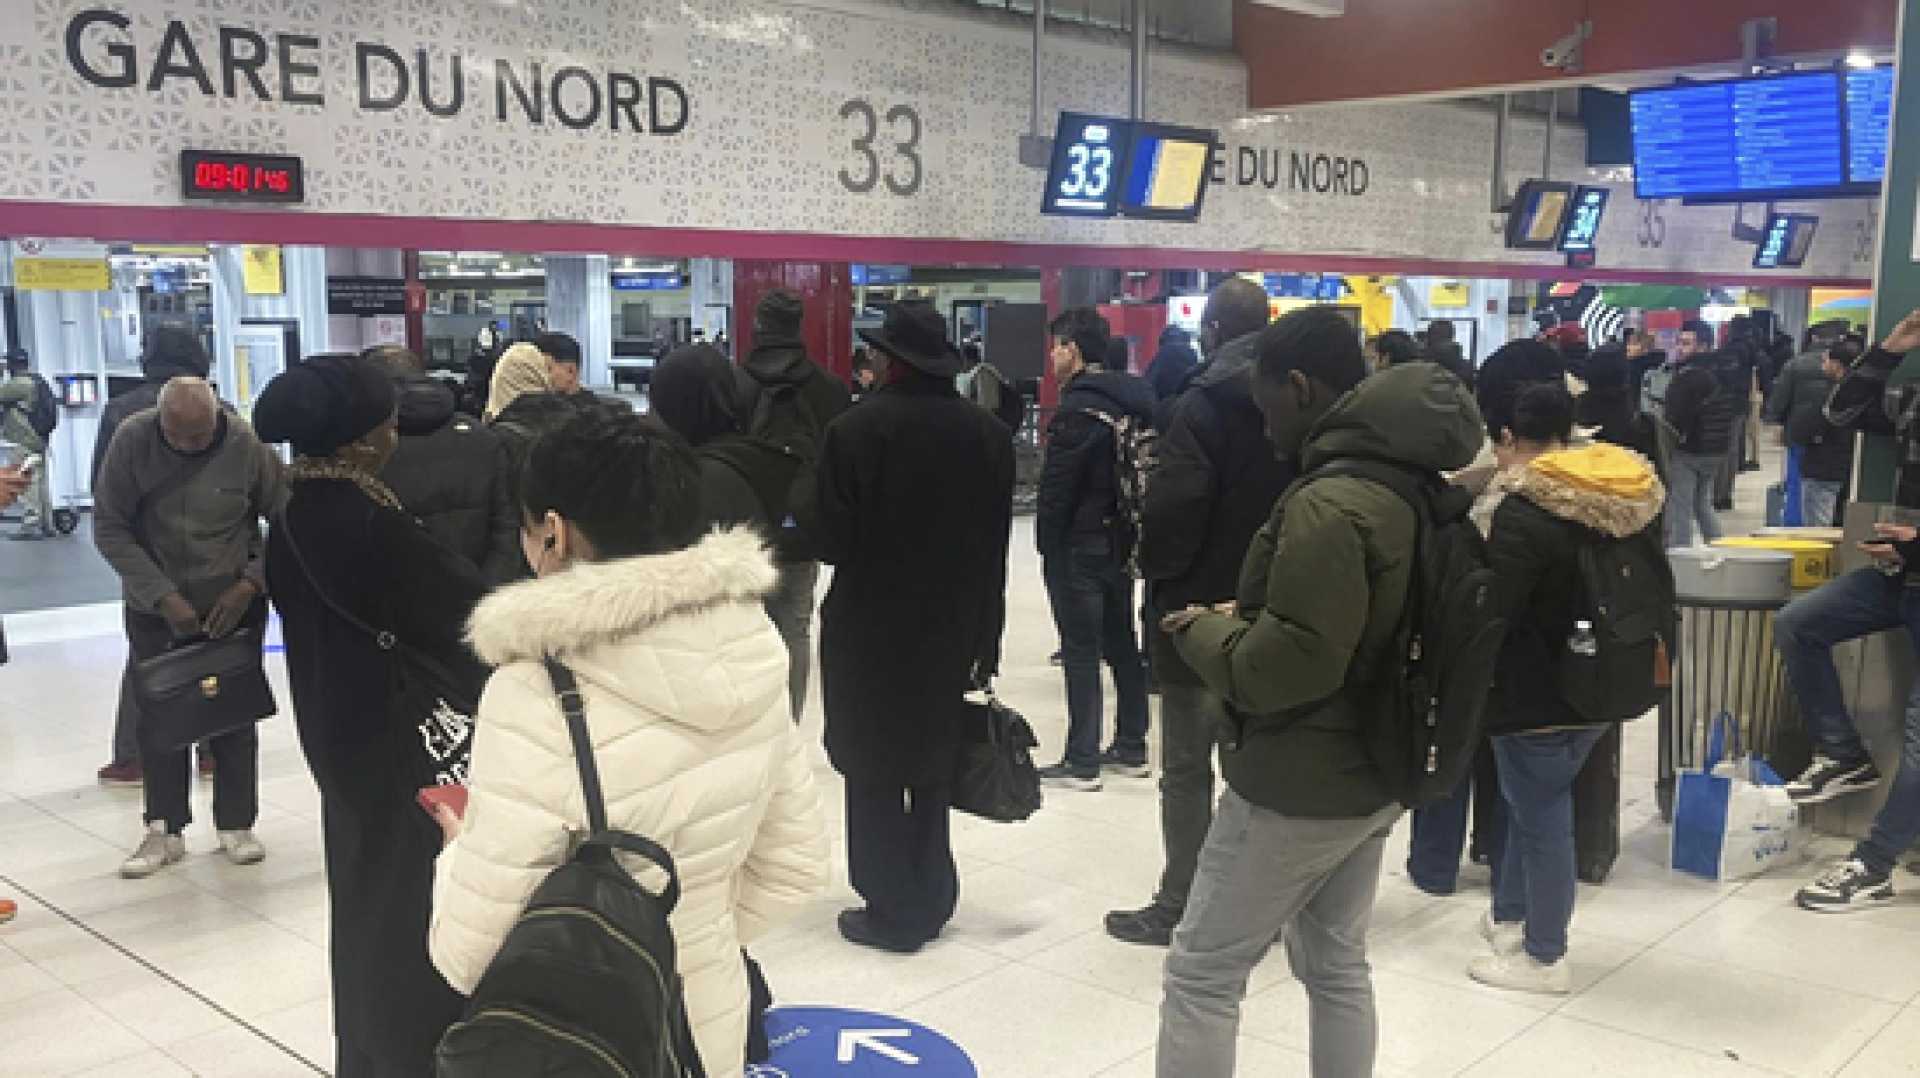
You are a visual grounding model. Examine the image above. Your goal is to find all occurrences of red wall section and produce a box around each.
[732,260,855,381]
[1238,0,1898,109]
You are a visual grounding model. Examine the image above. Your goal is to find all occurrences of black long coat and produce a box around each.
[811,375,1014,786]
[267,479,490,1075]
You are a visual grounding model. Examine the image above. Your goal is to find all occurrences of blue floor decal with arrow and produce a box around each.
[754,1006,976,1076]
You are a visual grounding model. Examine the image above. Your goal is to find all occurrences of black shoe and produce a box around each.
[1039,762,1102,791]
[1796,859,1895,913]
[837,909,927,954]
[1713,501,1736,512]
[1787,755,1883,804]
[1105,902,1181,947]
[1100,746,1151,778]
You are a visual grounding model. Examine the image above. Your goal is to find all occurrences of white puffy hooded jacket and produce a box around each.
[429,529,829,1078]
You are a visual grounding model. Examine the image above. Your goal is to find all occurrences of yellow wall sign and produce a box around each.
[242,245,284,296]
[15,257,109,292]
[1428,281,1471,308]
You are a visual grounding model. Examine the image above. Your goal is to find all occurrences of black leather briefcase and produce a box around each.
[132,628,277,750]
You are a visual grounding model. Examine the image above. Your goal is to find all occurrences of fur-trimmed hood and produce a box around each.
[468,528,779,667]
[1495,443,1665,538]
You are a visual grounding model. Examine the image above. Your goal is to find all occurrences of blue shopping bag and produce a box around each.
[1670,712,1796,880]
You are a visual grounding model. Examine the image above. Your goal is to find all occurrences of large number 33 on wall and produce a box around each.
[839,99,923,197]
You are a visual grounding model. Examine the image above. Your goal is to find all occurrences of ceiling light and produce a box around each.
[1846,52,1876,69]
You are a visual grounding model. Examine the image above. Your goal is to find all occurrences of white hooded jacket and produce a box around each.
[429,528,829,1078]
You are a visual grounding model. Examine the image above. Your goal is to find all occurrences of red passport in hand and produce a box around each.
[417,785,469,819]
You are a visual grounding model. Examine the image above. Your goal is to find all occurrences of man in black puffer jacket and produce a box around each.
[1037,308,1158,791]
[1661,320,1735,546]
[1106,277,1284,947]
[1768,337,1859,526]
[369,345,522,584]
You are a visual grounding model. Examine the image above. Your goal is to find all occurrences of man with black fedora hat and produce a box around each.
[742,288,851,721]
[812,300,1015,953]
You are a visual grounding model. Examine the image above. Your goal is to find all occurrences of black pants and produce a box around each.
[126,601,263,834]
[844,779,958,943]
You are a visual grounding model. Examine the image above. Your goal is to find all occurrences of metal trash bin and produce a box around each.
[1656,547,1808,821]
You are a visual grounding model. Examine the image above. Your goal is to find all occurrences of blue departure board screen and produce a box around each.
[1631,71,1847,200]
[1846,66,1894,184]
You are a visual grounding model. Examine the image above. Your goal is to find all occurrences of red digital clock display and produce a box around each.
[179,150,305,204]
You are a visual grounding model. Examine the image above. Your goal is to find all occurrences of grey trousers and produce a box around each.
[1159,792,1401,1078]
[1153,681,1227,913]
[764,560,819,722]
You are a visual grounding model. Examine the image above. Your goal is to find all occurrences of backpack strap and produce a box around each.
[1307,458,1434,522]
[541,656,683,910]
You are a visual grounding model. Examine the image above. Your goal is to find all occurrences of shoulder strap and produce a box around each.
[1308,458,1431,520]
[542,656,683,908]
[543,657,607,835]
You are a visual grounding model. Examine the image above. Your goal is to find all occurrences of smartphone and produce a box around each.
[416,784,469,819]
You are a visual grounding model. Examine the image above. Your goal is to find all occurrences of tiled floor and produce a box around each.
[5,477,1920,1077]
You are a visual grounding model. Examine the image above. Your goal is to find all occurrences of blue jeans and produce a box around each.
[1775,568,1920,875]
[1490,726,1609,964]
[1800,479,1843,528]
[1405,742,1507,894]
[1043,539,1149,773]
[1666,452,1724,547]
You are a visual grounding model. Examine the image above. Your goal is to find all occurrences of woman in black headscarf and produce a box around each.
[254,352,489,1078]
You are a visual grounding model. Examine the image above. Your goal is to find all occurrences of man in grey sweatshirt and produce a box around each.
[94,378,287,879]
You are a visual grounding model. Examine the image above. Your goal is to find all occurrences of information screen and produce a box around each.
[1630,71,1846,200]
[1118,122,1216,222]
[1557,186,1610,253]
[1754,213,1820,269]
[1846,66,1894,184]
[1505,180,1574,250]
[1042,113,1133,218]
[179,149,305,204]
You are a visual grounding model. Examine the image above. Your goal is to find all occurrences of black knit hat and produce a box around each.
[254,352,398,458]
[754,289,804,338]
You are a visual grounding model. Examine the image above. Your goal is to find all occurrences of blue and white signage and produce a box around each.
[1042,113,1131,218]
[758,1006,975,1076]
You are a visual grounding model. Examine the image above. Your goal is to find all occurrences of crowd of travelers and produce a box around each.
[12,284,1920,1078]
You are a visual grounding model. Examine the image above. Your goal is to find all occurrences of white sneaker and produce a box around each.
[1479,911,1524,955]
[120,822,185,879]
[1468,950,1572,996]
[217,829,266,866]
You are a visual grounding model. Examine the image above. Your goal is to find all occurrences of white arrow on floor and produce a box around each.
[837,1027,920,1066]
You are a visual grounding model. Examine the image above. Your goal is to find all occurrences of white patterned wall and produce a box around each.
[0,0,1881,280]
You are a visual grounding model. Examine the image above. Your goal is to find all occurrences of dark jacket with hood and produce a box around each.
[1478,443,1667,736]
[1037,369,1157,559]
[92,331,212,485]
[1664,353,1738,456]
[1827,343,1920,512]
[380,376,522,584]
[812,372,1014,786]
[488,390,586,490]
[1140,330,1295,687]
[650,344,772,536]
[1768,352,1852,483]
[1145,330,1200,401]
[1426,340,1475,389]
[741,335,852,439]
[1172,363,1484,818]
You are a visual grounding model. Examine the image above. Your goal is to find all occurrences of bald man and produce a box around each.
[94,376,287,879]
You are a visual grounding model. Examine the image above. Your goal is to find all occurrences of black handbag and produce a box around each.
[132,628,277,751]
[952,693,1043,823]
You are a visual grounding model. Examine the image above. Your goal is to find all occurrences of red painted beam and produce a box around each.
[0,199,1868,291]
[1239,0,1898,109]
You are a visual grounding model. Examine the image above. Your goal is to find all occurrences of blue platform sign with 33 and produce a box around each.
[753,1006,976,1076]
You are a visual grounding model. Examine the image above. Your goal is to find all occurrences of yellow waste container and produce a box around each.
[1712,537,1839,591]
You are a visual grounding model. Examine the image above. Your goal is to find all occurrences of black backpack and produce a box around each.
[1560,527,1676,723]
[4,375,56,440]
[434,659,706,1078]
[1307,459,1507,809]
[739,382,824,563]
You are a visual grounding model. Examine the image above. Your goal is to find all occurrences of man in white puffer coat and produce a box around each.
[428,408,829,1078]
